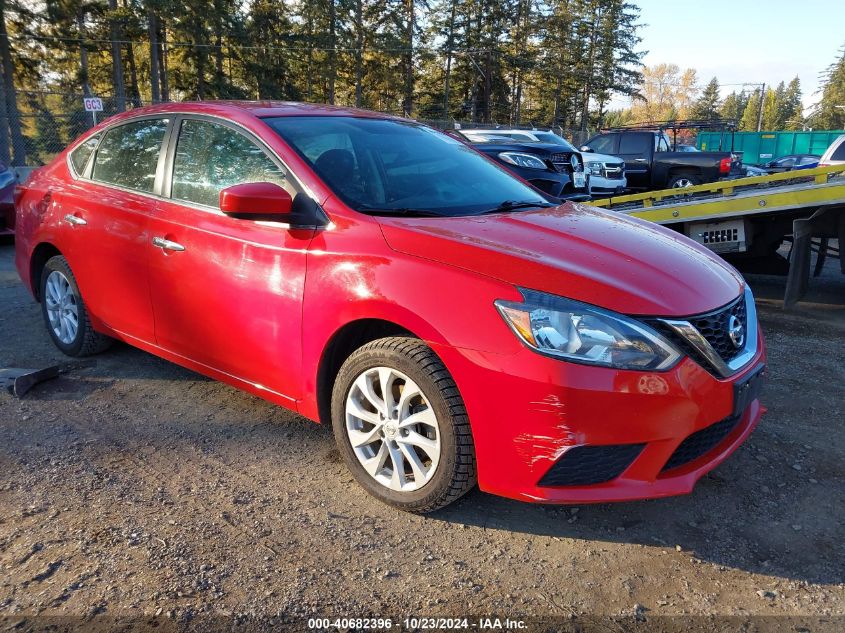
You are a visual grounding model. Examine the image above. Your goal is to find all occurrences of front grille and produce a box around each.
[538,443,645,487]
[552,162,572,174]
[649,320,713,371]
[689,296,747,363]
[647,294,748,376]
[661,414,741,473]
[603,165,625,179]
[551,152,572,163]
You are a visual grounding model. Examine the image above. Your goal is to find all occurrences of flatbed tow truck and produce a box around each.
[585,164,845,307]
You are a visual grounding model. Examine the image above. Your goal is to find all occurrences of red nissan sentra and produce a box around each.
[14,102,766,512]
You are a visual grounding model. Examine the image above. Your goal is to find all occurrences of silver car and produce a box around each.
[819,135,845,167]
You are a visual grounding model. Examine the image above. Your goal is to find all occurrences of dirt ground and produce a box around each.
[0,238,844,632]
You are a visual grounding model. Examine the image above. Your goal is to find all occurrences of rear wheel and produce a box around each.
[331,337,476,513]
[668,173,702,189]
[40,255,112,357]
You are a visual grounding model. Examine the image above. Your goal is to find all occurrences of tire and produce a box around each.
[40,255,112,357]
[331,337,476,513]
[667,173,702,189]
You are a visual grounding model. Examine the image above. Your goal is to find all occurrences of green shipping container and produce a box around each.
[696,130,845,164]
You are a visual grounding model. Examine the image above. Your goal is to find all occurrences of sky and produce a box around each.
[615,0,845,114]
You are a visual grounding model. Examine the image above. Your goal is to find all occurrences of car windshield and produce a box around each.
[531,132,576,150]
[264,116,552,217]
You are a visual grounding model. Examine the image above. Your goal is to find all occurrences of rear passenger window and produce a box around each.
[92,119,168,193]
[69,134,100,176]
[171,119,290,209]
[832,142,845,161]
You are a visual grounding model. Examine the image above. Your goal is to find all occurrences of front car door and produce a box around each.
[147,116,313,404]
[617,133,652,189]
[57,117,170,343]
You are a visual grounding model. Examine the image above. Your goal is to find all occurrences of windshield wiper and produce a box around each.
[356,206,446,218]
[477,200,555,215]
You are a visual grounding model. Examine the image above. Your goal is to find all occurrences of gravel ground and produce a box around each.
[0,239,844,632]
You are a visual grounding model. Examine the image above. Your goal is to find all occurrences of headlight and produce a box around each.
[495,289,682,370]
[498,152,548,170]
[587,162,602,175]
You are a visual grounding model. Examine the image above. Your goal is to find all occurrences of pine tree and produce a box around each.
[690,76,720,120]
[719,91,747,124]
[781,76,803,129]
[813,46,845,129]
[740,89,762,131]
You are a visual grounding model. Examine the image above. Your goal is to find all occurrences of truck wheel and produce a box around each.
[331,337,477,513]
[668,174,702,189]
[40,255,112,357]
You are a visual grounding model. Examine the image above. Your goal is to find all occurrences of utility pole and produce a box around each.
[756,83,765,132]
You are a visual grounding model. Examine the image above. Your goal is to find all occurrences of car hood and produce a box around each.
[378,203,744,317]
[471,141,574,154]
[582,152,623,165]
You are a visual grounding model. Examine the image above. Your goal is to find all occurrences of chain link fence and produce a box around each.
[2,91,155,167]
[1,91,594,167]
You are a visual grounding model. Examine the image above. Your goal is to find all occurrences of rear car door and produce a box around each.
[148,116,313,402]
[57,117,169,343]
[617,133,652,189]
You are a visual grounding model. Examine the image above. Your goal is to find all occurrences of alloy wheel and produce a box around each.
[44,270,79,345]
[344,366,441,492]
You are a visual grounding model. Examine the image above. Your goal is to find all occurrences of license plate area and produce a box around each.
[733,364,765,417]
[573,172,586,188]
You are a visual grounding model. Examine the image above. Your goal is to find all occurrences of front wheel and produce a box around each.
[331,337,476,513]
[40,255,112,356]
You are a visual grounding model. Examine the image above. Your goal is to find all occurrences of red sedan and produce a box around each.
[14,102,766,512]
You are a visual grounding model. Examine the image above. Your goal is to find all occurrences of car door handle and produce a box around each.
[633,158,648,163]
[152,237,186,252]
[63,214,87,226]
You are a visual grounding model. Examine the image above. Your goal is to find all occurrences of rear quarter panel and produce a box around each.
[652,151,729,186]
[14,163,69,296]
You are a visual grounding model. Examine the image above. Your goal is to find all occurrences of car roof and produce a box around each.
[94,100,405,125]
[471,141,570,152]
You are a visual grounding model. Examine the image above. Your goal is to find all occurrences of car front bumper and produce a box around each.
[430,328,766,504]
[587,173,627,195]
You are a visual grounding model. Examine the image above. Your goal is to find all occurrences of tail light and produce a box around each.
[718,157,731,174]
[13,184,25,206]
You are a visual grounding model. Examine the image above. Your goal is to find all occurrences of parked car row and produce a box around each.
[462,128,626,197]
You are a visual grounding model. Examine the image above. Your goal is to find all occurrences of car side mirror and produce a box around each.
[219,182,328,228]
[220,182,292,217]
[579,145,594,153]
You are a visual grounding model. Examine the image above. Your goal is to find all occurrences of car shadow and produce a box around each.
[428,459,844,587]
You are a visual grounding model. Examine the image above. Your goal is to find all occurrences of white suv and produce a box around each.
[819,135,845,166]
[461,128,627,196]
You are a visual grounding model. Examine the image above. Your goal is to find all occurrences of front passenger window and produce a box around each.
[171,119,290,209]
